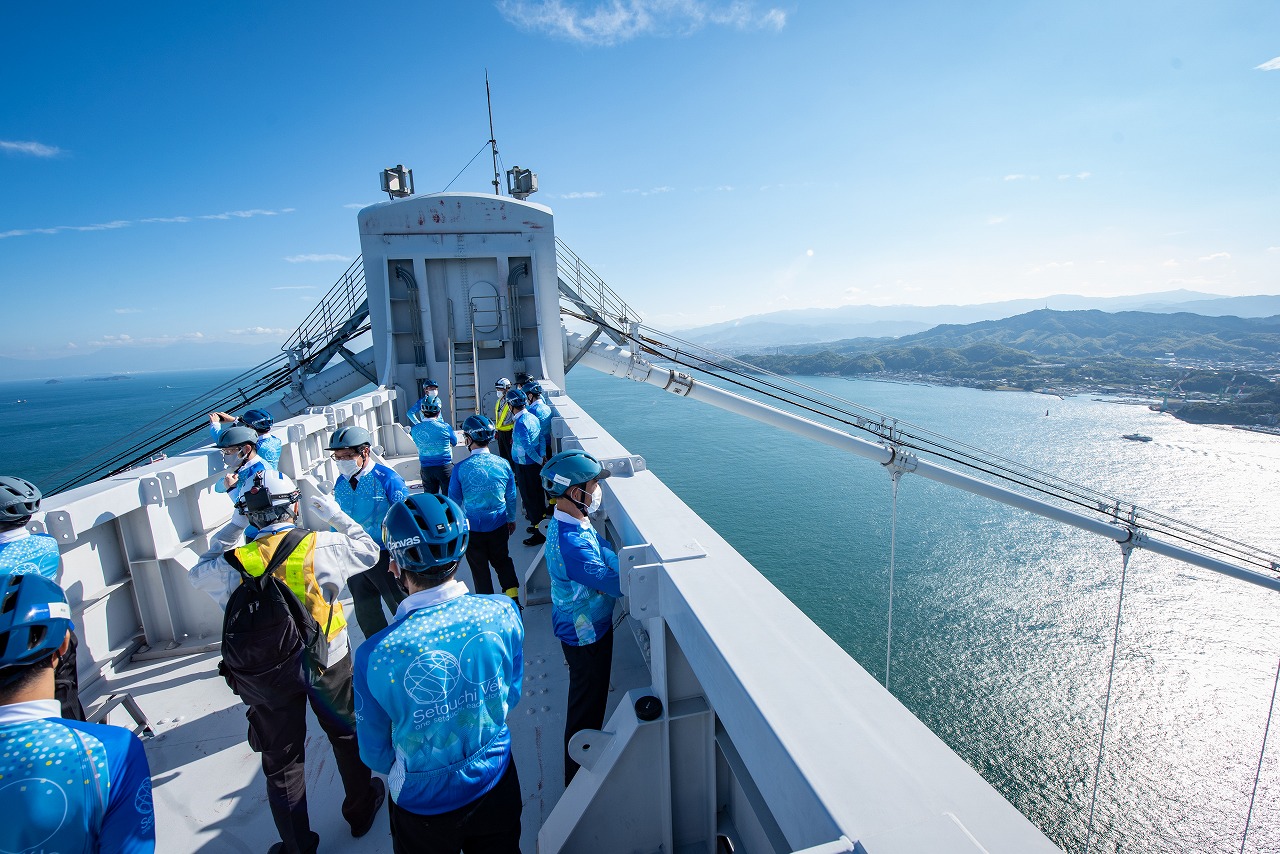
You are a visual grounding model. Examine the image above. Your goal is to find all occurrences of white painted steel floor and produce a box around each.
[100,529,650,853]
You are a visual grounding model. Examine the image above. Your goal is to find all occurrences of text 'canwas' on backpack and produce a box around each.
[217,528,331,707]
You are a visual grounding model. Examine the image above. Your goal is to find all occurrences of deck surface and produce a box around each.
[104,516,649,852]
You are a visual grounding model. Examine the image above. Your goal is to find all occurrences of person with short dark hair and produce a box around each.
[354,493,524,853]
[0,573,155,852]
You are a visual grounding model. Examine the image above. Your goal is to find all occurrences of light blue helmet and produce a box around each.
[540,450,611,497]
[504,389,527,410]
[327,426,373,450]
[462,414,496,443]
[421,398,442,417]
[522,380,543,398]
[0,574,72,676]
[216,425,259,449]
[382,494,470,579]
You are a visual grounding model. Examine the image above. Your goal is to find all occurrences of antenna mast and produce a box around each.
[486,71,501,196]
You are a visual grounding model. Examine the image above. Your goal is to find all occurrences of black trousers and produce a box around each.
[465,526,519,595]
[349,550,406,638]
[561,628,614,786]
[420,462,453,495]
[389,759,522,854]
[55,631,86,721]
[245,653,380,854]
[495,430,513,466]
[513,463,544,527]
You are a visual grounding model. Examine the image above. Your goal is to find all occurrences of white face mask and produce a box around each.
[576,484,602,515]
[335,458,361,478]
[221,449,245,468]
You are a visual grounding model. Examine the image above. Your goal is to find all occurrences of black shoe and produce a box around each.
[526,525,539,533]
[268,831,319,854]
[350,778,386,838]
[523,532,546,546]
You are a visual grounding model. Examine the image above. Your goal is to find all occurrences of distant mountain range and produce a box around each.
[0,341,281,381]
[678,291,1280,350]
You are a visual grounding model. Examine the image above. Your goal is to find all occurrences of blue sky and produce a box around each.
[2,1,1278,360]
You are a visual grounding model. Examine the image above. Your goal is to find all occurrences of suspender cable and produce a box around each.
[1240,656,1280,854]
[1084,545,1133,854]
[885,468,901,690]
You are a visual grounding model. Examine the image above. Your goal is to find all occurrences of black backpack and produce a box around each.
[218,528,330,708]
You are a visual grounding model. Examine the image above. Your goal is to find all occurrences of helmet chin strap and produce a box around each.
[568,484,591,516]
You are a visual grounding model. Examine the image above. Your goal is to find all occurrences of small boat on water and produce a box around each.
[1122,433,1153,442]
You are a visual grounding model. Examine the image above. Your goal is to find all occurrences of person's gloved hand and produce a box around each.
[310,494,343,522]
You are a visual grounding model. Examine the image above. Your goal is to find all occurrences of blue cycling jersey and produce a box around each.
[545,512,621,646]
[410,418,459,466]
[334,463,409,547]
[528,399,553,446]
[353,582,523,815]
[511,410,542,466]
[448,450,517,533]
[0,700,155,853]
[0,530,60,581]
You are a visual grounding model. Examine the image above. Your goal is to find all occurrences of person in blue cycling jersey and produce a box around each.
[408,398,460,495]
[541,450,619,785]
[523,380,556,460]
[508,389,547,547]
[354,493,523,853]
[406,378,441,425]
[328,426,408,637]
[208,408,283,467]
[447,415,520,604]
[0,573,155,853]
[0,476,85,721]
[214,425,274,501]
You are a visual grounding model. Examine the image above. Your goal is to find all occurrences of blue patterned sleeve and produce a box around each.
[383,467,409,505]
[561,529,622,597]
[97,726,156,853]
[354,640,395,775]
[504,465,517,523]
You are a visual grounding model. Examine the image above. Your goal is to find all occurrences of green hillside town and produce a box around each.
[741,309,1280,432]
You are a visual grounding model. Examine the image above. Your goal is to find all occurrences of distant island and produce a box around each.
[84,375,134,382]
[44,379,61,384]
[741,309,1280,430]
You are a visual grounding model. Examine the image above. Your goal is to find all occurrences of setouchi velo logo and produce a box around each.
[404,650,459,704]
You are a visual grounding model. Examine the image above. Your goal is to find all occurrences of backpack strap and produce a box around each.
[262,527,310,578]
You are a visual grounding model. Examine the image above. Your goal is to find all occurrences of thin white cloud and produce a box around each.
[716,185,733,191]
[271,285,317,290]
[987,215,1007,225]
[1267,246,1280,254]
[1198,251,1231,262]
[1003,174,1028,181]
[0,207,294,240]
[228,327,288,336]
[559,191,604,199]
[284,253,352,263]
[85,332,205,348]
[114,308,142,314]
[0,140,62,157]
[1256,57,1280,71]
[497,0,786,46]
[1057,172,1092,181]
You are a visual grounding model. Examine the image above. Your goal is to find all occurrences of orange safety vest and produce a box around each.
[234,531,346,640]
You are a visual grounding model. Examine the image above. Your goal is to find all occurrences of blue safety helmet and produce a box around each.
[423,379,440,391]
[216,425,259,450]
[462,414,496,444]
[540,450,611,497]
[239,409,274,433]
[0,574,72,676]
[0,476,41,523]
[522,380,543,398]
[504,389,527,410]
[421,399,442,417]
[327,426,373,450]
[382,494,470,579]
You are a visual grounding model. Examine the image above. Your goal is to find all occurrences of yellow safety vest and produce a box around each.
[234,531,346,640]
[495,400,514,432]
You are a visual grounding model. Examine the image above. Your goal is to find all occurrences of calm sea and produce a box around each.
[3,366,1279,853]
